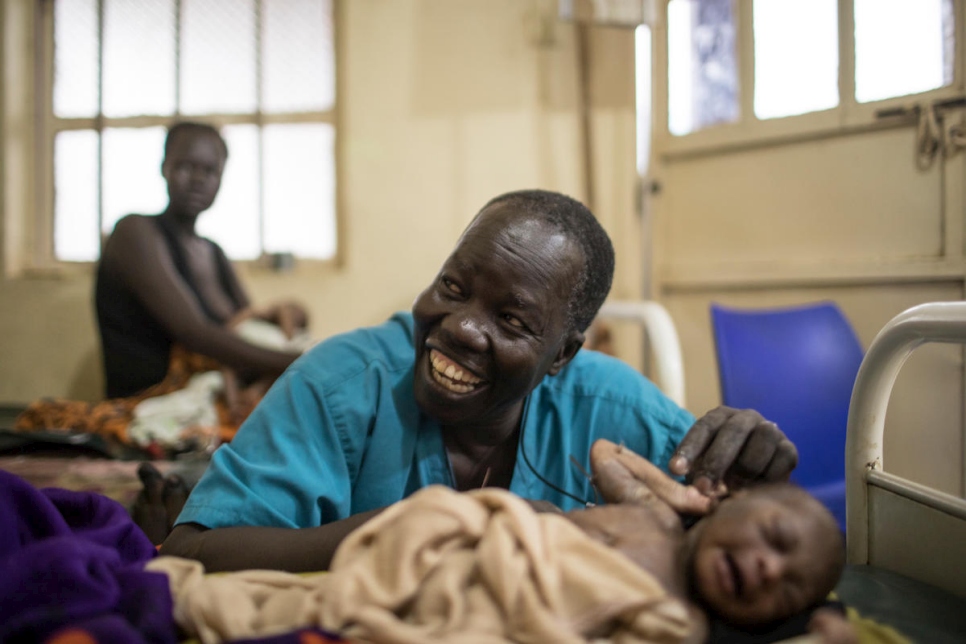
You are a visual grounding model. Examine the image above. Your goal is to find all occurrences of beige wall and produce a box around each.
[0,0,638,404]
[651,115,966,497]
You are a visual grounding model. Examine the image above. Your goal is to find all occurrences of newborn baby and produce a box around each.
[569,439,853,642]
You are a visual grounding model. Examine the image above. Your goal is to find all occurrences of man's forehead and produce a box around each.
[469,204,529,231]
[465,208,569,249]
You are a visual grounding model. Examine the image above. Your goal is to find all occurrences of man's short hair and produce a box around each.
[164,121,228,161]
[478,190,615,333]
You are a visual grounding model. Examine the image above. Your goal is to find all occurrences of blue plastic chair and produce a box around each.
[709,301,864,531]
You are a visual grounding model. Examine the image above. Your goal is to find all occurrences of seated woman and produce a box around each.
[18,122,307,447]
[95,120,307,400]
[15,122,311,541]
[147,438,855,643]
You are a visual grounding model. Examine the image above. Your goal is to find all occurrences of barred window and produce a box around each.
[44,0,337,263]
[666,0,954,136]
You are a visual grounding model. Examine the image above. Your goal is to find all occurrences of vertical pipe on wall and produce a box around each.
[574,21,595,212]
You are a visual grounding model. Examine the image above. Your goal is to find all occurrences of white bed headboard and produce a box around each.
[846,301,966,600]
[596,300,686,408]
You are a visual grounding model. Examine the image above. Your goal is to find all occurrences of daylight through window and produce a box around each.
[666,0,956,136]
[48,0,336,263]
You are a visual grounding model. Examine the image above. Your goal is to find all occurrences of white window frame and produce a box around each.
[652,0,965,159]
[28,0,342,272]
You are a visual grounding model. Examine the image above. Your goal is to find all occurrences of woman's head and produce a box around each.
[688,483,845,627]
[162,121,228,219]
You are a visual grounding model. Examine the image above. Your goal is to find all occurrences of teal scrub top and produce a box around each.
[176,312,695,529]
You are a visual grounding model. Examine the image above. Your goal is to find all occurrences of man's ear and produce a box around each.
[548,331,585,376]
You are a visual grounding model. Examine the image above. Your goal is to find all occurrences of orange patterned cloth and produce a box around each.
[14,346,262,451]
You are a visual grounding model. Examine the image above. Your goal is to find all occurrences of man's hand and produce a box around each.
[808,608,858,644]
[131,462,189,546]
[669,406,798,495]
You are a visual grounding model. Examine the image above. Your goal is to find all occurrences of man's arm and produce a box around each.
[162,364,376,572]
[161,508,385,573]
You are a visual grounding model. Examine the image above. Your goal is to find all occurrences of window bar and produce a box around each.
[943,0,956,88]
[35,0,54,265]
[96,0,105,253]
[738,0,754,125]
[256,0,266,257]
[175,0,182,116]
[838,0,856,119]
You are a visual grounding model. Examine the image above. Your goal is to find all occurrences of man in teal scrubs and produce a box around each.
[163,190,797,572]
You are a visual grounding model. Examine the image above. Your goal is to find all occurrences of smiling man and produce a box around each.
[162,189,798,573]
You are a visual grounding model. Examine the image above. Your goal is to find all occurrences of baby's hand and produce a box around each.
[807,608,858,644]
[524,499,563,514]
[264,300,309,338]
[590,439,715,517]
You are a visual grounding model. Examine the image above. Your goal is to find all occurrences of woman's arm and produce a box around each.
[212,240,252,312]
[104,216,301,377]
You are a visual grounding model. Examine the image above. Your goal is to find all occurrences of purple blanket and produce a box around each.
[0,468,177,643]
[0,469,349,644]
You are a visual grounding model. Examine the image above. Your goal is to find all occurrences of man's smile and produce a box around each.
[429,349,483,394]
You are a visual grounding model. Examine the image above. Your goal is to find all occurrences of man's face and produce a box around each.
[161,131,225,219]
[690,489,838,626]
[411,202,584,433]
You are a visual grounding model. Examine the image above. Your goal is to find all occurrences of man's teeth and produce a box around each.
[430,351,481,393]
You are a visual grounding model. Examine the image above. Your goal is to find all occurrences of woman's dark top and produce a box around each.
[95,215,244,398]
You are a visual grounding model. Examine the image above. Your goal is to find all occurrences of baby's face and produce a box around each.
[690,489,839,626]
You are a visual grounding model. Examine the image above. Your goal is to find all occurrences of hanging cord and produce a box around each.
[568,454,600,507]
[946,120,966,154]
[915,98,966,170]
[516,403,598,507]
[916,103,942,171]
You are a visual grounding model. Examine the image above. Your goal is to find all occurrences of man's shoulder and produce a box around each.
[542,349,690,423]
[560,349,648,390]
[289,312,416,385]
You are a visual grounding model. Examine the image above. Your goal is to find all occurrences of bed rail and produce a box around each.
[597,300,686,408]
[845,301,966,599]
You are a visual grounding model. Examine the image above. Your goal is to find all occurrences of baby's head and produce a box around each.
[688,482,845,627]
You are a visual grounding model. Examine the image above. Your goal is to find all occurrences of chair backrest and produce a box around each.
[710,301,864,490]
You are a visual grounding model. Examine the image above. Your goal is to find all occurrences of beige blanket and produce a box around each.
[148,486,693,643]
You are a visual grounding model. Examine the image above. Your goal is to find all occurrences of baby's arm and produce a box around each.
[571,442,714,643]
[571,439,716,596]
[590,438,715,518]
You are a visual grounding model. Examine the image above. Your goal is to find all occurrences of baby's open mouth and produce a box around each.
[726,552,744,598]
[429,349,482,394]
